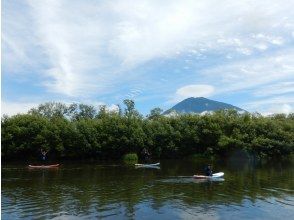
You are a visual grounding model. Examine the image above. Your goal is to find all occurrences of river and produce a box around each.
[2,159,294,219]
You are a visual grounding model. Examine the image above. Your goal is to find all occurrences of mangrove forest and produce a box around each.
[2,100,294,162]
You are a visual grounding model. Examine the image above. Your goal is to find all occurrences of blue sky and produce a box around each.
[2,0,294,116]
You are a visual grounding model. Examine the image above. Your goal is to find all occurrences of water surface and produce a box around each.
[2,160,294,219]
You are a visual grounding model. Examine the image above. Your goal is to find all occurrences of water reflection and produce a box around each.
[2,160,294,219]
[157,176,225,184]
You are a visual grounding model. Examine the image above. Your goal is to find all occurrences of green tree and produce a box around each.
[148,107,163,120]
[123,99,141,118]
[29,102,68,119]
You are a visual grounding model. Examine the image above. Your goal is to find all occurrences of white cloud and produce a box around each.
[246,96,294,106]
[254,82,294,97]
[236,48,252,55]
[266,104,292,115]
[170,84,214,103]
[1,101,39,116]
[177,84,214,98]
[2,1,40,73]
[3,0,294,98]
[254,44,268,51]
[245,96,294,115]
[201,49,294,95]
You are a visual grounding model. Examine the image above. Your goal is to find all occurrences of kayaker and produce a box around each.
[142,148,151,163]
[204,164,213,176]
[40,149,49,165]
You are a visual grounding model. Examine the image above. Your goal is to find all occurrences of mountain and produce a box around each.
[164,97,244,115]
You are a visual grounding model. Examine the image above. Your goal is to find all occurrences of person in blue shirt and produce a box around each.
[40,149,49,165]
[204,164,213,176]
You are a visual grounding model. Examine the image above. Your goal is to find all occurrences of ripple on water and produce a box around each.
[51,214,81,220]
[273,187,294,193]
[275,197,294,207]
[157,176,225,184]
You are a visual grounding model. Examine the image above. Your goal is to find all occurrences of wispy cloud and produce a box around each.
[4,0,293,94]
[254,82,294,97]
[2,0,39,73]
[2,0,294,114]
[201,49,294,95]
[245,96,294,115]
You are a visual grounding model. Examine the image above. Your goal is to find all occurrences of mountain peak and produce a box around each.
[164,97,244,115]
[184,97,207,101]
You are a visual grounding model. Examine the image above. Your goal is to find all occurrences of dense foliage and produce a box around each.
[2,101,294,161]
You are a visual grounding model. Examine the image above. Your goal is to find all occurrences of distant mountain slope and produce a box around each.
[164,97,244,115]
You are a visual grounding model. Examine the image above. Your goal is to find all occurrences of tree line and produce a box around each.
[2,100,294,161]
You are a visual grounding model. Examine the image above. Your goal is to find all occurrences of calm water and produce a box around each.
[2,159,294,220]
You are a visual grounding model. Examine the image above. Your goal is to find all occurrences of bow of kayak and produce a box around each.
[28,164,60,168]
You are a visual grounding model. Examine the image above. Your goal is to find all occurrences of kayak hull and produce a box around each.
[28,164,60,168]
[135,162,160,167]
[193,172,224,179]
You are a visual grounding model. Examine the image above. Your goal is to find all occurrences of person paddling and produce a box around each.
[40,149,49,165]
[204,164,213,176]
[141,148,151,163]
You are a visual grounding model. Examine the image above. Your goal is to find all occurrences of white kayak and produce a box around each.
[135,162,160,167]
[193,172,224,179]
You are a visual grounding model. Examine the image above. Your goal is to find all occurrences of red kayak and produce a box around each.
[28,164,60,168]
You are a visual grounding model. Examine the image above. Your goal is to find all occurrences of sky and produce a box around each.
[2,0,294,116]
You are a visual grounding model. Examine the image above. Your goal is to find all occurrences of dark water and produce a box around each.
[2,160,294,220]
